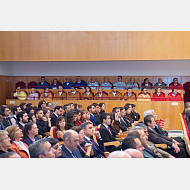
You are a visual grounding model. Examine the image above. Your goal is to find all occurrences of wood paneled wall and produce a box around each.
[1,31,190,61]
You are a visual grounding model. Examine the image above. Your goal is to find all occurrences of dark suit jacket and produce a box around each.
[154,123,168,136]
[1,118,12,130]
[89,114,99,126]
[119,117,130,129]
[82,137,105,158]
[36,119,48,137]
[93,112,101,124]
[147,127,173,147]
[59,144,83,158]
[116,121,128,132]
[130,111,140,121]
[144,147,160,158]
[17,122,24,130]
[50,113,58,127]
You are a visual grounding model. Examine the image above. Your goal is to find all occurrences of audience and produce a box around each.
[36,76,49,89]
[50,106,63,127]
[107,150,131,158]
[99,103,106,115]
[154,78,166,88]
[20,102,27,111]
[49,78,61,89]
[87,105,99,126]
[38,100,46,110]
[40,87,53,100]
[152,87,165,101]
[108,86,122,100]
[65,110,78,130]
[94,87,108,100]
[101,77,112,89]
[75,76,87,89]
[81,110,91,123]
[13,86,27,100]
[166,88,183,101]
[88,77,99,89]
[0,111,4,130]
[126,77,138,89]
[43,108,52,128]
[56,116,66,141]
[27,88,39,100]
[0,107,13,130]
[109,112,123,134]
[62,77,74,89]
[91,103,101,124]
[62,104,71,117]
[118,107,130,130]
[53,86,67,100]
[141,78,152,89]
[138,88,151,100]
[169,78,183,90]
[16,111,29,129]
[81,86,94,100]
[130,104,140,121]
[125,149,144,158]
[123,88,136,100]
[113,76,126,90]
[0,130,13,155]
[28,114,36,123]
[67,86,81,100]
[5,125,30,158]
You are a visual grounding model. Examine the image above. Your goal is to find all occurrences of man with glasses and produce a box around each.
[113,76,127,90]
[0,107,12,130]
[137,87,151,101]
[169,78,184,90]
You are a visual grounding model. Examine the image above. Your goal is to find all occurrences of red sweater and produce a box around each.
[169,83,184,90]
[151,92,165,101]
[166,92,183,101]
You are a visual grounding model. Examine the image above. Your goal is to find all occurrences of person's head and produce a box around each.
[44,87,49,93]
[63,130,80,152]
[73,109,81,121]
[127,88,132,94]
[26,103,32,107]
[100,113,111,125]
[41,76,45,82]
[98,87,102,94]
[25,107,34,114]
[76,76,81,82]
[52,78,58,84]
[91,77,95,83]
[135,123,149,138]
[110,112,119,123]
[45,138,61,158]
[13,106,21,115]
[30,88,36,95]
[54,106,63,116]
[19,102,26,111]
[73,104,79,110]
[103,77,108,83]
[28,114,36,123]
[70,86,76,92]
[124,149,144,158]
[80,109,87,121]
[16,86,22,93]
[125,105,132,115]
[130,77,135,83]
[56,116,66,130]
[144,109,158,121]
[65,77,70,83]
[65,110,78,125]
[46,102,52,110]
[99,103,105,111]
[87,105,95,114]
[155,87,162,94]
[112,86,117,93]
[92,103,100,114]
[34,108,44,120]
[112,107,121,117]
[16,111,28,124]
[107,150,131,158]
[173,78,178,84]
[29,138,56,158]
[68,103,74,110]
[43,108,51,119]
[72,126,85,144]
[0,130,11,151]
[128,126,148,148]
[118,76,122,82]
[144,78,149,84]
[85,86,91,93]
[38,100,46,109]
[0,152,21,158]
[172,88,177,95]
[52,102,57,110]
[144,115,155,129]
[120,107,126,118]
[121,136,144,154]
[184,102,190,109]
[158,78,163,83]
[80,122,94,138]
[58,85,63,92]
[130,104,136,112]
[22,122,38,140]
[0,110,5,122]
[141,87,147,94]
[5,125,23,142]
[63,104,71,113]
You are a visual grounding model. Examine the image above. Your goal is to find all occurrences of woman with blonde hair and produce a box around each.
[27,88,39,100]
[5,125,30,158]
[0,130,12,156]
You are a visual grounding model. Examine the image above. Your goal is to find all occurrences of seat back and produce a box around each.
[16,81,26,89]
[28,81,38,89]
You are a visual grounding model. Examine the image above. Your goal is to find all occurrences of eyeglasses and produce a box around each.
[79,133,85,136]
[5,109,10,112]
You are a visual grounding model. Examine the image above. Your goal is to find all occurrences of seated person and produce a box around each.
[22,122,40,146]
[151,87,165,101]
[29,138,56,158]
[94,87,108,100]
[75,76,87,89]
[130,104,140,121]
[16,111,29,129]
[166,88,183,101]
[141,78,152,89]
[113,76,126,90]
[88,77,99,89]
[5,125,30,158]
[123,88,136,100]
[40,87,53,100]
[53,86,67,100]
[62,77,74,89]
[27,88,39,100]
[91,103,101,124]
[36,76,49,89]
[169,78,184,90]
[99,103,106,115]
[67,86,81,100]
[87,105,99,126]
[81,86,94,100]
[154,78,166,88]
[55,116,66,141]
[25,107,35,114]
[62,104,71,117]
[49,78,61,89]
[137,88,151,100]
[0,151,21,158]
[10,106,21,126]
[38,100,46,110]
[101,77,112,89]
[65,110,78,130]
[107,150,131,158]
[81,110,91,123]
[28,114,36,123]
[50,106,63,127]
[126,77,138,89]
[108,86,122,100]
[13,86,27,100]
[20,102,27,111]
[124,105,134,126]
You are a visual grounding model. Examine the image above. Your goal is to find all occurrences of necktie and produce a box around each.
[5,118,11,126]
[80,146,86,154]
[72,151,78,158]
[107,127,112,136]
[90,139,105,158]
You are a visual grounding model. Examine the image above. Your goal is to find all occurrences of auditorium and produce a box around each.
[1,31,190,158]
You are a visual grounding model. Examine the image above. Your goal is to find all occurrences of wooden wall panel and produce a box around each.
[1,31,190,61]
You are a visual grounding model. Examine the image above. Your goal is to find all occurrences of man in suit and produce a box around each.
[59,130,84,158]
[130,104,140,121]
[62,104,71,117]
[50,106,63,127]
[10,106,21,126]
[118,107,130,130]
[99,113,121,152]
[16,111,29,130]
[108,86,122,100]
[144,115,186,158]
[80,122,105,158]
[87,105,99,126]
[0,107,13,130]
[0,111,4,130]
[92,103,101,124]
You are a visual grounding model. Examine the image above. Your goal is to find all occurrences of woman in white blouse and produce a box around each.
[27,88,39,100]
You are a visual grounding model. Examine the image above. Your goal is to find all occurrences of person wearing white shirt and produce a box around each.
[27,88,39,100]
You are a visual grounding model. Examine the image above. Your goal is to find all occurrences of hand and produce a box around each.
[84,143,92,152]
[173,144,180,153]
[119,129,122,134]
[168,135,172,138]
[169,155,175,158]
[174,140,181,145]
[43,117,47,121]
[94,131,101,139]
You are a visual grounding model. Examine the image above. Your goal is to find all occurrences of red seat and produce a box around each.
[28,81,38,89]
[16,81,26,89]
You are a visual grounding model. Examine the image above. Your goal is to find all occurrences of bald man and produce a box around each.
[107,150,131,158]
[125,149,144,158]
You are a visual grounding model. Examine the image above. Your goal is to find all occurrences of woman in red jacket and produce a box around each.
[152,87,165,101]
